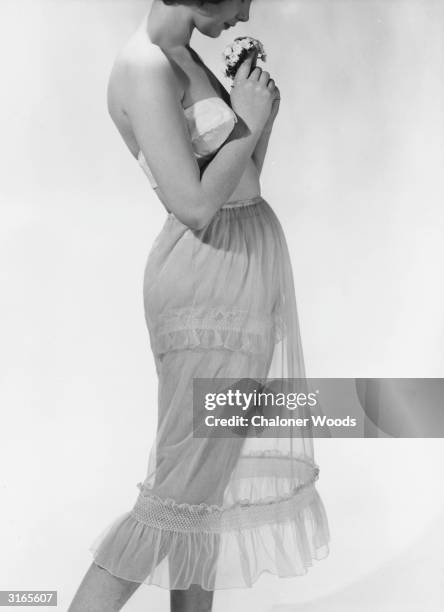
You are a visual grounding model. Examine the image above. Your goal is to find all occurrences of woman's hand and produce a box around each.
[248,48,280,125]
[269,85,281,121]
[230,49,276,134]
[249,48,281,128]
[263,85,280,133]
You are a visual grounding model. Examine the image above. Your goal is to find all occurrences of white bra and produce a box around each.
[138,96,238,190]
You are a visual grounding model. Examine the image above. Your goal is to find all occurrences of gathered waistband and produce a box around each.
[167,195,264,219]
[221,195,264,209]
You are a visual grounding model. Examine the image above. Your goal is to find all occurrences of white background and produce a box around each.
[1,0,443,610]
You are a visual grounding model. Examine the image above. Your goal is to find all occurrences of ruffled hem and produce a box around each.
[89,455,329,590]
[89,483,330,590]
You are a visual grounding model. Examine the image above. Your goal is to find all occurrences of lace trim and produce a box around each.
[154,307,270,333]
[136,476,318,514]
[153,327,272,356]
[132,479,318,533]
[132,453,320,533]
[151,306,283,356]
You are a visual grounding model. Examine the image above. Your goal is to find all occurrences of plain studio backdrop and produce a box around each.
[1,0,444,610]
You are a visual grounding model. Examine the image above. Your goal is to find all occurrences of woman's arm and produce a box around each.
[251,88,280,176]
[123,50,266,231]
[252,123,273,176]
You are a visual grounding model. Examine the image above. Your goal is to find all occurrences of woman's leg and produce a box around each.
[67,562,141,612]
[170,585,215,612]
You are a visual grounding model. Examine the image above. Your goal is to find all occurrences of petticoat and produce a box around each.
[89,195,330,590]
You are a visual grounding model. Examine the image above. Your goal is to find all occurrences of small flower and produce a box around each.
[222,36,267,82]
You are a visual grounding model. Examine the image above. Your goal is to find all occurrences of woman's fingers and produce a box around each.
[250,68,273,87]
[233,48,277,98]
[234,51,255,83]
[249,66,262,81]
[259,70,271,85]
[250,48,259,68]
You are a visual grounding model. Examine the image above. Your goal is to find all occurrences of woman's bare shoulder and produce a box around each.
[109,36,184,105]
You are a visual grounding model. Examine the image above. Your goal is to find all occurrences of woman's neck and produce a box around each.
[145,0,195,49]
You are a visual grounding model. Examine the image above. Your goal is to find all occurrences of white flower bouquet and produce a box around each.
[222,36,267,83]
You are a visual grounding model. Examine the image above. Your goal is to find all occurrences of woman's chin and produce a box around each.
[199,26,221,38]
[198,20,233,39]
[212,23,230,37]
[215,24,227,37]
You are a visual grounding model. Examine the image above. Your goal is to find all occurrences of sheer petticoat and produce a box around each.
[89,195,330,590]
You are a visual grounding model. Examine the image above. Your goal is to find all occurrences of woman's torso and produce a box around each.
[107,23,261,214]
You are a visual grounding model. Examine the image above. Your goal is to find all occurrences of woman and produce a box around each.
[68,1,330,611]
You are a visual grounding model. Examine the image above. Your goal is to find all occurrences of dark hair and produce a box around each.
[162,0,227,6]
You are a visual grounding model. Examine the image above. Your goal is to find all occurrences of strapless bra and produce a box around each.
[137,96,238,190]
